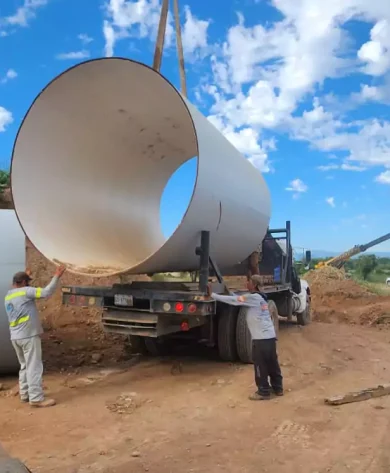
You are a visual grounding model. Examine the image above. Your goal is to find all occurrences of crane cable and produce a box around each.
[152,0,188,98]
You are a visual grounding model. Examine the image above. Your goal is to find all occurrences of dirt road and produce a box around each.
[2,321,390,473]
[2,248,390,472]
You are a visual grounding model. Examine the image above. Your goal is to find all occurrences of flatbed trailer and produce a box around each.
[62,221,311,362]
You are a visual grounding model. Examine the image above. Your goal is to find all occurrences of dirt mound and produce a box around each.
[0,188,12,209]
[305,267,372,299]
[25,239,149,371]
[305,267,390,326]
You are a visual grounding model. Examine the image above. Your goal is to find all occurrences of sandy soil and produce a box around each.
[2,322,390,473]
[2,252,390,472]
[305,267,390,326]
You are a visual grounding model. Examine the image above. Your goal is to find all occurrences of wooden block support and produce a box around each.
[325,383,390,406]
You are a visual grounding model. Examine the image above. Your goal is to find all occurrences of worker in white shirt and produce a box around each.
[4,265,66,407]
[208,275,283,400]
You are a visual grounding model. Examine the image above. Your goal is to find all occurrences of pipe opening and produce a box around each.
[11,58,198,276]
[160,156,197,239]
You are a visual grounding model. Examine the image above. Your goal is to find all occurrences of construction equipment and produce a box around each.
[315,232,390,270]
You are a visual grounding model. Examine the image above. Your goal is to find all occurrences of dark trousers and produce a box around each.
[252,338,283,396]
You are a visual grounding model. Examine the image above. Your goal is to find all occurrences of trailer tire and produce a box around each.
[236,307,252,364]
[217,304,238,362]
[268,300,280,338]
[144,337,171,356]
[124,335,148,356]
[296,293,311,326]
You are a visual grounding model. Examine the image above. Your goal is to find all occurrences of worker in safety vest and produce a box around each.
[208,274,283,400]
[4,265,66,407]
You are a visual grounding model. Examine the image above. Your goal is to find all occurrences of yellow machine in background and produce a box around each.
[315,232,390,270]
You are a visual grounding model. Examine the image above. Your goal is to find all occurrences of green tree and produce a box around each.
[0,170,10,193]
[356,254,378,280]
[294,261,305,275]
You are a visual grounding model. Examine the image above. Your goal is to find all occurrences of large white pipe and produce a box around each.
[11,58,271,277]
[0,210,25,374]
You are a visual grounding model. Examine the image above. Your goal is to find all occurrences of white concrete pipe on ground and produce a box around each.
[11,58,271,277]
[0,210,25,374]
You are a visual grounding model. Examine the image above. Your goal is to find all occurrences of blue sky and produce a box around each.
[1,0,390,255]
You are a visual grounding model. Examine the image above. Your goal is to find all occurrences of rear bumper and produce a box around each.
[102,310,208,337]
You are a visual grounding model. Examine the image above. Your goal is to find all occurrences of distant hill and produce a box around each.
[310,250,390,259]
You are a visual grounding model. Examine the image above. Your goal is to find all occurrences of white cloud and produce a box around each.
[2,0,48,28]
[376,170,390,184]
[341,163,367,171]
[341,213,367,226]
[358,20,390,76]
[181,6,210,57]
[102,0,175,57]
[202,0,390,177]
[313,119,390,169]
[318,164,339,171]
[0,69,18,84]
[354,81,390,104]
[326,197,336,207]
[98,0,390,179]
[318,163,366,172]
[208,4,356,129]
[285,179,308,199]
[102,1,210,60]
[103,20,116,57]
[78,33,93,44]
[286,96,390,172]
[56,50,90,60]
[207,114,274,172]
[0,106,13,132]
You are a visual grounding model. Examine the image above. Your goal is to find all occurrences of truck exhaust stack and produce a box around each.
[11,58,271,277]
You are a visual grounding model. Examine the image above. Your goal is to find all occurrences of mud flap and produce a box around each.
[217,303,238,362]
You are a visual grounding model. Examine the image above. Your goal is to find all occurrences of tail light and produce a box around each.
[175,302,184,313]
[181,321,189,331]
[188,303,197,313]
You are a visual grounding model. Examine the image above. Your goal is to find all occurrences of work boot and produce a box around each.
[249,392,271,401]
[30,398,56,408]
[274,390,284,397]
[20,396,29,403]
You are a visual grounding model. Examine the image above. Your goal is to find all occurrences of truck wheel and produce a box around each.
[268,300,280,337]
[236,307,252,364]
[124,335,147,355]
[144,337,171,356]
[296,293,311,326]
[217,305,238,362]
